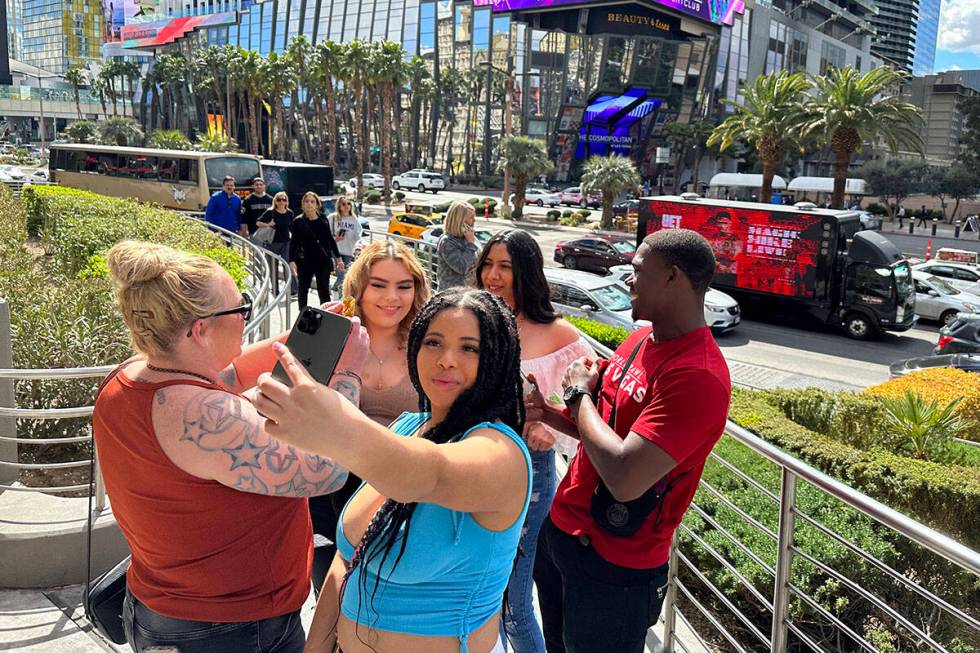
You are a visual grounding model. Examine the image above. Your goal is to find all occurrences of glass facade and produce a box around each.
[911,0,938,76]
[22,0,103,74]
[152,0,717,180]
[6,0,24,61]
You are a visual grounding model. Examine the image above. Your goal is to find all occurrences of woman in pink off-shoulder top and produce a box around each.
[474,229,594,653]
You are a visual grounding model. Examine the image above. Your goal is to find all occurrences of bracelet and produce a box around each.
[335,369,362,384]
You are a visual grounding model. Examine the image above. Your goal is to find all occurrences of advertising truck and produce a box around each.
[637,196,916,339]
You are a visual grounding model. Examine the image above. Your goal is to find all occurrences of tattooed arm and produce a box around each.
[151,384,354,497]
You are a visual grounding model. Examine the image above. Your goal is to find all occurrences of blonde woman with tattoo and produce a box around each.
[91,241,368,653]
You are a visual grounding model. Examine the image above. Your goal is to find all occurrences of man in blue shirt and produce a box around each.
[205,175,246,236]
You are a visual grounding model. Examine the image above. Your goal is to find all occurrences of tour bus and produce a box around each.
[48,143,262,212]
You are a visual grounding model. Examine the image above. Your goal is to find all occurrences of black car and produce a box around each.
[890,354,980,378]
[554,237,636,273]
[613,199,639,218]
[935,315,980,354]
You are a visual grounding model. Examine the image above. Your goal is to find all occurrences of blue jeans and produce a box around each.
[503,447,557,652]
[122,590,304,653]
[332,254,354,298]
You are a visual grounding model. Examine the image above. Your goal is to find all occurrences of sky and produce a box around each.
[935,0,980,72]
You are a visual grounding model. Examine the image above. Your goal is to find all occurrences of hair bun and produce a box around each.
[107,241,176,287]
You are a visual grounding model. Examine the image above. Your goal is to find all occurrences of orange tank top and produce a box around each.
[92,363,312,622]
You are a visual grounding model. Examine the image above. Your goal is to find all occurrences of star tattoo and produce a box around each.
[222,431,268,470]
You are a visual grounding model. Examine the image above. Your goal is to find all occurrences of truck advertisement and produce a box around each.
[642,200,827,299]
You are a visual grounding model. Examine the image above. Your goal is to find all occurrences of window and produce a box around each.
[592,284,631,312]
[847,264,893,300]
[955,269,980,282]
[204,157,257,188]
[820,41,845,74]
[927,265,956,279]
[563,286,592,308]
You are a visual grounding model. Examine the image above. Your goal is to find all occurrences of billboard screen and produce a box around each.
[643,200,826,298]
[492,0,746,26]
[121,10,236,48]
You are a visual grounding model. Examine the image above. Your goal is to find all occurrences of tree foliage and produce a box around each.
[147,129,192,150]
[581,155,641,230]
[98,117,144,147]
[497,136,552,219]
[63,120,100,144]
[956,95,980,177]
[861,159,926,218]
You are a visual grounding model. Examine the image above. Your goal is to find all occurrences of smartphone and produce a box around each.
[337,228,347,238]
[272,307,352,386]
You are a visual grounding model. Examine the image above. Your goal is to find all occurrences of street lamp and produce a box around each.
[20,68,57,161]
[479,59,514,211]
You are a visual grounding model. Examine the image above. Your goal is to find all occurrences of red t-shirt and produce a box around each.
[550,326,731,570]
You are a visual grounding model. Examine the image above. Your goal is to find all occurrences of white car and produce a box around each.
[912,260,980,295]
[392,170,445,193]
[348,174,384,190]
[543,268,636,331]
[29,168,49,182]
[856,211,882,230]
[514,188,561,207]
[912,271,980,326]
[608,264,741,332]
[0,165,26,180]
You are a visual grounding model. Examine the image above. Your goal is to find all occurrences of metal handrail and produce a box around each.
[579,334,979,652]
[0,217,292,502]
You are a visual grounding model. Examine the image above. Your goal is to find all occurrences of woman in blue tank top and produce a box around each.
[255,288,532,653]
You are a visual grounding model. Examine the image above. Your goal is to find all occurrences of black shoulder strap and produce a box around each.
[606,335,647,432]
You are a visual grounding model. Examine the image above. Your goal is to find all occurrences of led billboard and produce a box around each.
[492,0,746,26]
[121,10,236,48]
[576,88,661,159]
[642,200,826,298]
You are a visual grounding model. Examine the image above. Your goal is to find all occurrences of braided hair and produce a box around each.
[342,287,525,634]
[473,229,558,325]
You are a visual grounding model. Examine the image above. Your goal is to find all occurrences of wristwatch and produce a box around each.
[563,385,591,408]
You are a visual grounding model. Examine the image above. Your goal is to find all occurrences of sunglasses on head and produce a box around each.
[187,293,253,337]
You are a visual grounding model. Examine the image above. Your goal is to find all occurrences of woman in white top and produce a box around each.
[473,229,594,653]
[326,196,363,299]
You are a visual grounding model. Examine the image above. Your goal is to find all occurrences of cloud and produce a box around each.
[939,0,980,54]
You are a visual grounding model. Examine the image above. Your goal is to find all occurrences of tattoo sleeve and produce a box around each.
[172,388,348,498]
[328,374,361,406]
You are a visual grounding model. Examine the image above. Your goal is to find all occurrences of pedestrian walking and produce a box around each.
[326,197,362,300]
[897,205,906,228]
[289,192,345,311]
[256,191,295,292]
[204,175,245,238]
[241,177,274,237]
[917,206,929,228]
[436,201,479,290]
[526,229,732,653]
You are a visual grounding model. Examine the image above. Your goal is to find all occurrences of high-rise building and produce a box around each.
[5,0,23,62]
[869,0,918,72]
[22,0,103,74]
[0,0,11,84]
[126,0,742,182]
[903,71,979,163]
[911,0,939,76]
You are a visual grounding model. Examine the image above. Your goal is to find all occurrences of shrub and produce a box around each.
[760,388,895,452]
[468,196,497,216]
[559,213,586,227]
[562,209,574,218]
[865,202,888,216]
[866,369,980,441]
[364,189,383,204]
[730,388,980,546]
[432,201,453,214]
[564,316,629,350]
[63,120,100,144]
[547,209,562,221]
[147,129,192,150]
[480,175,504,189]
[578,209,591,218]
[195,130,240,152]
[879,390,966,462]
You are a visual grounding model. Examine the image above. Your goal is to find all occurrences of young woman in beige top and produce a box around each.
[309,240,432,590]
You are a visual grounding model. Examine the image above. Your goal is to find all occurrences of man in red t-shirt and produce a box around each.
[527,229,731,653]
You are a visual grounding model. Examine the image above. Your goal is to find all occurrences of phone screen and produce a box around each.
[272,307,352,386]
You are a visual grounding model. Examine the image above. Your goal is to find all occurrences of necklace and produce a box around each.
[368,345,403,392]
[146,363,216,385]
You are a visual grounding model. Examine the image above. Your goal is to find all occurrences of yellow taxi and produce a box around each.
[388,212,434,240]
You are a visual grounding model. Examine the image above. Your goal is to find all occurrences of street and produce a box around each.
[358,188,956,390]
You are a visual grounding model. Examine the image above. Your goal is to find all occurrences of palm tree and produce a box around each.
[99,61,119,117]
[196,129,240,153]
[314,40,344,167]
[119,61,141,119]
[342,39,372,197]
[707,71,813,203]
[148,129,192,150]
[286,36,314,161]
[90,74,110,120]
[497,135,552,219]
[262,52,296,160]
[374,40,407,200]
[231,48,263,156]
[405,56,431,168]
[803,66,924,208]
[194,46,231,136]
[64,66,85,119]
[99,116,144,146]
[581,155,642,230]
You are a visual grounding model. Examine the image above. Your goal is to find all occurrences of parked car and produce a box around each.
[0,165,26,180]
[419,226,492,247]
[554,236,635,273]
[559,186,601,208]
[514,187,561,207]
[912,260,980,295]
[387,212,435,239]
[543,268,635,330]
[29,168,49,181]
[392,170,445,193]
[935,314,980,354]
[913,271,980,326]
[613,199,640,219]
[889,354,980,378]
[348,174,384,190]
[856,210,882,230]
[606,265,741,333]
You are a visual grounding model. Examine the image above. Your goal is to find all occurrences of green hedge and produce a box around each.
[564,315,630,350]
[22,185,246,286]
[468,196,498,216]
[729,388,980,547]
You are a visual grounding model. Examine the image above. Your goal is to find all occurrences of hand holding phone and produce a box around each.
[272,308,352,386]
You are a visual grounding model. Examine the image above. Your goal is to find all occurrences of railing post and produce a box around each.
[0,299,17,486]
[661,529,681,652]
[94,448,106,511]
[771,468,797,652]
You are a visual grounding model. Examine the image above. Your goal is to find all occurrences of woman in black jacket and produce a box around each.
[289,192,345,311]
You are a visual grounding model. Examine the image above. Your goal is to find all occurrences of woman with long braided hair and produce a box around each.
[255,288,531,653]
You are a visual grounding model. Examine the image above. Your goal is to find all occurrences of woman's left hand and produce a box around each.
[256,343,341,454]
[525,422,556,452]
[336,259,346,273]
